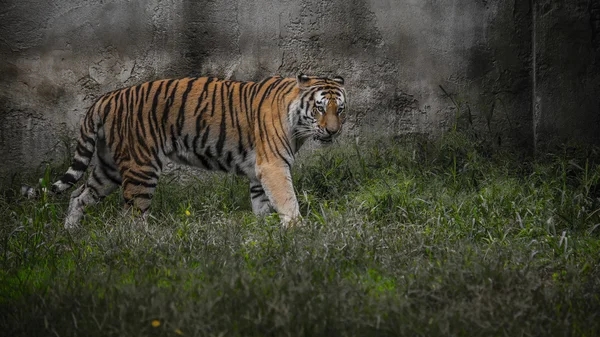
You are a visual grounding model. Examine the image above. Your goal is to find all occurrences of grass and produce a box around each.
[1,132,600,336]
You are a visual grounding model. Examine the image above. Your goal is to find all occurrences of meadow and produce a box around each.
[1,132,599,336]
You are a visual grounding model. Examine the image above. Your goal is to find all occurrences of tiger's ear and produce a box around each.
[297,73,311,88]
[332,76,344,85]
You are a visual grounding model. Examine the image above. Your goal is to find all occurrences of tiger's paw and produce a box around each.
[281,215,304,229]
[64,215,81,230]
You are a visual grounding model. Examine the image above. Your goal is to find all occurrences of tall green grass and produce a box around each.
[1,132,599,336]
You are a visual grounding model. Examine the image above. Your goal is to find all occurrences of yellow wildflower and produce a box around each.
[151,320,161,328]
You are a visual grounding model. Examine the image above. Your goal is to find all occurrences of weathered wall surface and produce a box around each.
[533,0,600,149]
[0,0,598,178]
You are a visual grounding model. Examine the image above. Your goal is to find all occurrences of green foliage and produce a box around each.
[1,134,600,336]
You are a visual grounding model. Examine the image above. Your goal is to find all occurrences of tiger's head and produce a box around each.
[294,73,347,144]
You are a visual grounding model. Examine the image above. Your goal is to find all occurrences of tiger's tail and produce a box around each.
[22,105,100,198]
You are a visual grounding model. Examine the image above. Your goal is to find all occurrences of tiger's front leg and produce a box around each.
[256,162,301,227]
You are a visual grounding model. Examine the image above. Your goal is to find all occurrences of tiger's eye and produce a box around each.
[317,106,325,113]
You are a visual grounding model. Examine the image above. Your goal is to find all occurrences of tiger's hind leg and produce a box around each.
[64,153,121,229]
[249,179,273,216]
[120,164,160,222]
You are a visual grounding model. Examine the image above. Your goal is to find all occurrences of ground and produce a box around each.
[1,132,599,336]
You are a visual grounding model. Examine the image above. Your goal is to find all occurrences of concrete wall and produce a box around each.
[533,0,600,149]
[0,0,598,177]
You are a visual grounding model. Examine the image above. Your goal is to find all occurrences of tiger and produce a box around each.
[23,74,347,228]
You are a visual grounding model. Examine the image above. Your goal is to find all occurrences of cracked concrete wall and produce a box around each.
[0,0,598,178]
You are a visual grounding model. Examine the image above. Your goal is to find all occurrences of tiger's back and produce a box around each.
[32,74,347,228]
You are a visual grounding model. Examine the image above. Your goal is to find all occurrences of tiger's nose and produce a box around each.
[326,124,340,135]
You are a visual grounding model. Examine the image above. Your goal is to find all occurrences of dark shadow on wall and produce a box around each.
[471,0,533,151]
[318,0,418,132]
[591,0,600,58]
[181,0,241,78]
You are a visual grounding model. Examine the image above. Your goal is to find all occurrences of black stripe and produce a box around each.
[128,87,138,141]
[97,152,117,171]
[250,185,264,193]
[132,145,154,167]
[201,125,211,149]
[216,161,228,172]
[216,83,227,157]
[264,128,292,168]
[251,77,273,102]
[192,117,202,149]
[272,82,295,158]
[160,80,179,153]
[194,77,214,116]
[135,83,143,100]
[238,140,247,161]
[115,89,125,127]
[99,164,122,185]
[192,82,211,154]
[85,106,95,132]
[60,173,78,185]
[76,144,93,158]
[205,147,214,159]
[137,82,151,139]
[91,169,104,187]
[177,78,196,136]
[210,83,217,116]
[99,96,111,124]
[128,169,159,180]
[243,83,254,148]
[169,125,177,155]
[194,152,212,169]
[104,98,118,149]
[225,151,233,167]
[135,121,151,154]
[227,82,236,128]
[234,165,244,176]
[232,83,246,159]
[124,177,157,188]
[273,107,294,158]
[251,191,265,199]
[114,91,127,155]
[124,87,132,120]
[279,80,297,98]
[163,79,176,98]
[154,148,163,169]
[250,185,265,198]
[150,81,165,155]
[255,79,281,145]
[80,128,96,147]
[71,158,88,171]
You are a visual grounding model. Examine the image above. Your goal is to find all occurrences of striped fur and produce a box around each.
[27,74,347,228]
